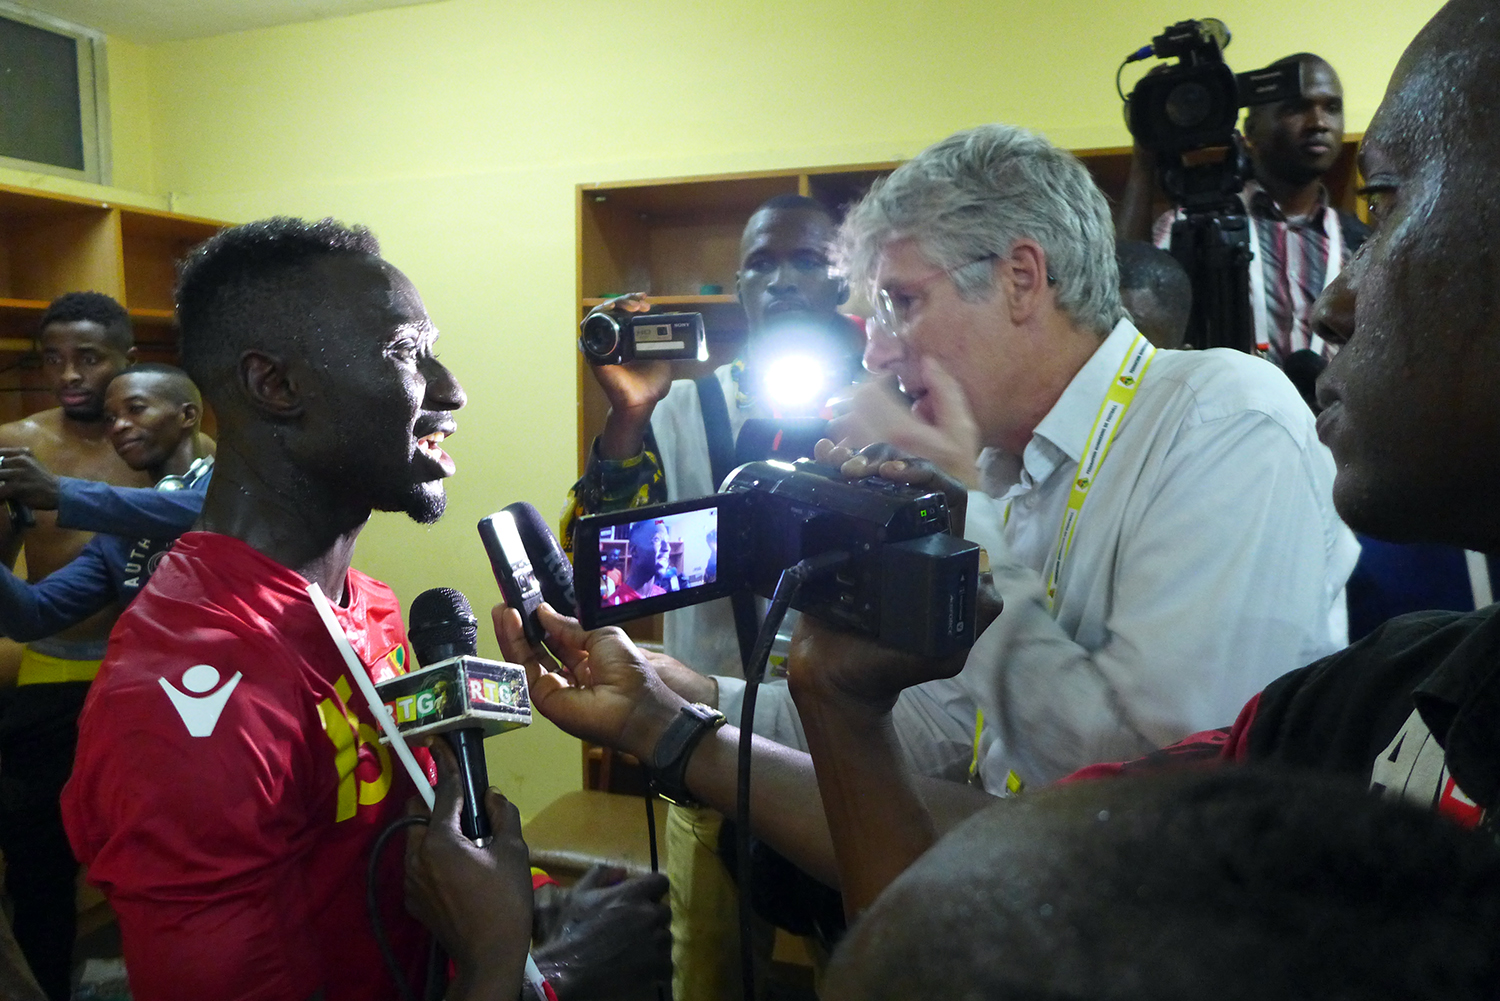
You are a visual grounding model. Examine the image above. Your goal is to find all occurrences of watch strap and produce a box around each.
[647,702,726,806]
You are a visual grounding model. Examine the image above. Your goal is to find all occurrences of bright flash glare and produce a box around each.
[764,354,827,408]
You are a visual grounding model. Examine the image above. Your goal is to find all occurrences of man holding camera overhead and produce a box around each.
[1120,50,1368,366]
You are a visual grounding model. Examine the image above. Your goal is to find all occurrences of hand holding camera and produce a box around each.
[827,356,981,491]
[786,600,971,715]
[491,599,687,764]
[580,294,679,460]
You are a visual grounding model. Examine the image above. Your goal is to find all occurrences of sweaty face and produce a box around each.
[104,374,193,473]
[1312,16,1500,549]
[1247,61,1345,189]
[736,208,846,332]
[40,321,133,421]
[630,526,671,574]
[296,257,467,525]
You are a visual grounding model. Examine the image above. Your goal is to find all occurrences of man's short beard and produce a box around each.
[60,401,104,422]
[399,484,447,525]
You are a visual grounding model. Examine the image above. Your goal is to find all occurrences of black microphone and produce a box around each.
[407,588,512,842]
[501,501,577,616]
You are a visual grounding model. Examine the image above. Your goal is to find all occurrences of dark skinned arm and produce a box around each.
[405,740,533,1001]
[1118,141,1162,241]
[784,613,979,916]
[494,604,993,891]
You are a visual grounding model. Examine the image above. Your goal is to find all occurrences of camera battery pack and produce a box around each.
[878,534,980,658]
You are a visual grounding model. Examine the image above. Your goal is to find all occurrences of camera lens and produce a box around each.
[579,313,622,360]
[1165,81,1213,129]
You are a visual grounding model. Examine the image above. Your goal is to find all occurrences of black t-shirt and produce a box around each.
[1069,606,1498,830]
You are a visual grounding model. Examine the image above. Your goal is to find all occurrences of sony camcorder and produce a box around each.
[573,459,980,657]
[1125,19,1302,160]
[578,310,709,366]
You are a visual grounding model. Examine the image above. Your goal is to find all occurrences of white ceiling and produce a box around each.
[9,0,450,43]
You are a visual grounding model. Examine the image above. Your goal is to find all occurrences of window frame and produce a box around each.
[0,2,110,186]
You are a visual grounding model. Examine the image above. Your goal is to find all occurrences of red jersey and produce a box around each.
[62,532,433,1001]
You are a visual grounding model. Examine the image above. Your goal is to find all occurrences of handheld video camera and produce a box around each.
[573,459,980,658]
[579,311,708,366]
[1125,19,1302,163]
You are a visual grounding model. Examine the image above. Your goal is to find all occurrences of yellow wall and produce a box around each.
[84,0,1443,817]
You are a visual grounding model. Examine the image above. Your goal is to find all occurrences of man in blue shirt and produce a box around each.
[0,363,213,640]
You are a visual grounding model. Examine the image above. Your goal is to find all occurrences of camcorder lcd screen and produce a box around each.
[575,495,742,628]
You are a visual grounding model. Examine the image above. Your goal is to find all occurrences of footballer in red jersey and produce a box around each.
[63,533,430,1000]
[61,219,472,1001]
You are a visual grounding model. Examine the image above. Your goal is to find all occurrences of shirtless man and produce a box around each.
[0,291,146,1001]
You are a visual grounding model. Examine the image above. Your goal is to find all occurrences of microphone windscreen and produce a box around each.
[502,501,577,616]
[409,587,479,666]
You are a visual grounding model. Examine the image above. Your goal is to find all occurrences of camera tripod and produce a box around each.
[1159,140,1258,354]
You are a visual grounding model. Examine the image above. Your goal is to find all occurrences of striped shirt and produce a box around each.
[1154,182,1366,366]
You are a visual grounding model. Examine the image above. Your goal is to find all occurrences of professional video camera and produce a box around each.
[573,458,980,658]
[1120,18,1304,353]
[579,310,708,366]
[1125,19,1301,173]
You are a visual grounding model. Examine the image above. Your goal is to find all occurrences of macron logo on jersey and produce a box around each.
[160,664,244,737]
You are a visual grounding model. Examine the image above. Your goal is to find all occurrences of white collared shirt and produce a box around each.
[719,320,1358,790]
[959,319,1357,789]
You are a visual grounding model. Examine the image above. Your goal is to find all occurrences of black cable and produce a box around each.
[368,814,432,1001]
[735,552,849,1001]
[644,792,659,872]
[642,793,667,1001]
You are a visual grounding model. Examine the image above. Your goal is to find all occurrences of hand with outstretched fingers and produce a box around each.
[814,437,971,539]
[828,356,981,488]
[493,601,687,762]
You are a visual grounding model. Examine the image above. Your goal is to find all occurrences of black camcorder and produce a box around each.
[579,310,708,366]
[1125,19,1301,162]
[1123,18,1307,354]
[573,459,980,657]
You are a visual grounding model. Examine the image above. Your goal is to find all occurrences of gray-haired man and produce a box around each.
[497,125,1358,913]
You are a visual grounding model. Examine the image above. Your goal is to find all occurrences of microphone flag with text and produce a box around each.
[377,587,531,841]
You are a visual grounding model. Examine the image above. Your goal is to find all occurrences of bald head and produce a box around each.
[824,768,1500,1001]
[1116,240,1191,349]
[112,363,202,416]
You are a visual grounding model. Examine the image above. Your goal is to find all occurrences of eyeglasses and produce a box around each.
[872,254,1056,339]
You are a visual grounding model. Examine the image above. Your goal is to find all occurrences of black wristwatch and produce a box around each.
[647,702,727,806]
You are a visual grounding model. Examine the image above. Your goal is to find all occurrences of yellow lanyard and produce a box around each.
[969,332,1158,788]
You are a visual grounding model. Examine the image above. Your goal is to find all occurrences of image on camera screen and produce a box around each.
[598,508,719,607]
